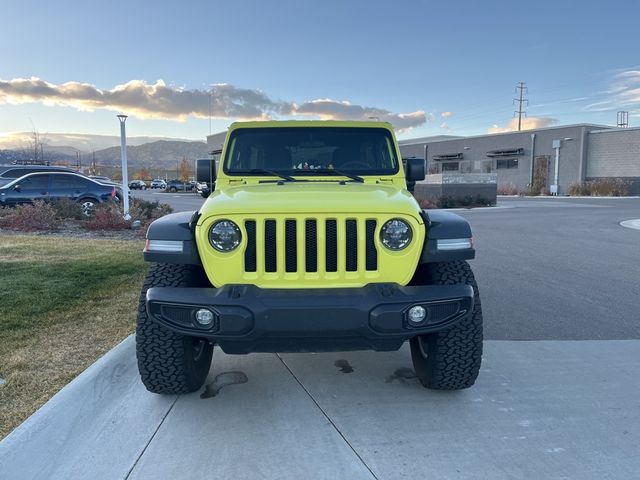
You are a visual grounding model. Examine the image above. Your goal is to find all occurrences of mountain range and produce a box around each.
[0,132,212,169]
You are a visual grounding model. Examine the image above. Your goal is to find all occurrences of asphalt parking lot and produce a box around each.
[135,191,640,340]
[1,194,638,479]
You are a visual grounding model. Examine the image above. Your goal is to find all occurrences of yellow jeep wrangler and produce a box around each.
[138,121,482,394]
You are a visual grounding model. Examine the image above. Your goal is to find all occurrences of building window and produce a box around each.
[441,162,459,172]
[496,159,519,169]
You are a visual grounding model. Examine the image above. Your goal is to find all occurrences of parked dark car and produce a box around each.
[89,175,119,185]
[0,172,122,215]
[129,179,147,190]
[165,179,194,192]
[0,165,77,188]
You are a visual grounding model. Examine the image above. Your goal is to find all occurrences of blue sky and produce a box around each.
[1,0,639,146]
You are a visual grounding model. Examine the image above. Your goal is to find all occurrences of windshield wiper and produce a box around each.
[241,169,299,182]
[311,168,364,183]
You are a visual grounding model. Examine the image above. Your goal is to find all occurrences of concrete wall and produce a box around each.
[587,128,640,178]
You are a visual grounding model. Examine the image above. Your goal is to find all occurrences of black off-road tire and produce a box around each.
[136,263,213,394]
[410,261,483,390]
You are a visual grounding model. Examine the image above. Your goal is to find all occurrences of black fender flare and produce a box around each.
[419,210,475,263]
[143,211,203,265]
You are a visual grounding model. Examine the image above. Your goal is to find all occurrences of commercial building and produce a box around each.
[398,124,640,195]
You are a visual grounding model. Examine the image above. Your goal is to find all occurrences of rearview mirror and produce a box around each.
[196,159,216,184]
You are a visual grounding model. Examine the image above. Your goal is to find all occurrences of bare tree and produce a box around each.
[20,122,48,165]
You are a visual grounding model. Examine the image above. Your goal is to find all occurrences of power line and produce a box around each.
[513,81,528,131]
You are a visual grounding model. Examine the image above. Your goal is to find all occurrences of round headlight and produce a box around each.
[209,220,241,252]
[380,218,412,250]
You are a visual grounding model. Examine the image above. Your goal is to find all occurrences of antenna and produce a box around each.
[617,111,629,128]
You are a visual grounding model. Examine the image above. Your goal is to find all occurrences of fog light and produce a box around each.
[408,305,427,325]
[195,308,214,326]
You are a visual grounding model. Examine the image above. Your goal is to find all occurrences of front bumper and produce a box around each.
[146,283,474,354]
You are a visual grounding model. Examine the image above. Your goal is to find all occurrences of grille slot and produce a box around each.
[265,220,277,273]
[326,219,338,272]
[365,219,377,271]
[243,216,381,276]
[305,220,317,272]
[285,220,297,273]
[244,220,257,272]
[345,220,358,272]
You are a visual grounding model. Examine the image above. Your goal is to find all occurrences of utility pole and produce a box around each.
[514,82,528,131]
[209,87,212,135]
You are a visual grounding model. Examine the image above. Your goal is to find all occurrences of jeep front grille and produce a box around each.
[243,217,378,277]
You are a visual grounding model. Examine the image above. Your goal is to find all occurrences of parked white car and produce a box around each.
[150,179,167,189]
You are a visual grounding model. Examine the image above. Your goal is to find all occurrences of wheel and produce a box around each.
[136,263,214,394]
[78,198,96,216]
[409,261,483,390]
[169,186,177,192]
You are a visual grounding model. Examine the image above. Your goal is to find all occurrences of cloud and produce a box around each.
[488,117,557,133]
[291,98,426,130]
[440,111,453,118]
[608,70,640,107]
[439,122,450,131]
[0,77,427,131]
[583,69,640,113]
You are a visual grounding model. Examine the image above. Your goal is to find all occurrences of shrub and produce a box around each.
[497,183,520,195]
[567,178,631,197]
[588,178,630,196]
[0,200,61,231]
[51,198,85,220]
[417,195,493,209]
[438,195,493,208]
[83,203,130,230]
[129,198,173,224]
[417,198,439,209]
[568,182,590,196]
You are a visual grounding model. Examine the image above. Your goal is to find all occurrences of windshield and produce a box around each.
[223,127,399,176]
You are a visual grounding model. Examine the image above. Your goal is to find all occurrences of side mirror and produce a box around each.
[200,185,211,198]
[196,159,216,184]
[13,184,21,192]
[404,157,426,182]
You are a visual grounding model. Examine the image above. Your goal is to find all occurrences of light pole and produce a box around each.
[117,114,131,220]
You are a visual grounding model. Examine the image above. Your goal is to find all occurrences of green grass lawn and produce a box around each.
[0,234,148,439]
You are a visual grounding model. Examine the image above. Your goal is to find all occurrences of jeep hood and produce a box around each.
[198,183,423,221]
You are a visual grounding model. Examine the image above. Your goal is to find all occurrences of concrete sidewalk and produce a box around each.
[2,338,639,479]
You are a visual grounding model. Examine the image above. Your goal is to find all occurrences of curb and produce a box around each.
[620,219,640,230]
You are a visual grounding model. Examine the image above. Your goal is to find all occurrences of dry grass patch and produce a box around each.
[0,234,147,439]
